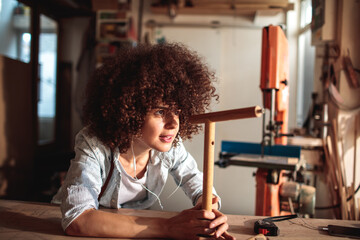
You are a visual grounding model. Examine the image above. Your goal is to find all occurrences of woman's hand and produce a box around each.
[208,197,235,240]
[164,197,236,240]
[210,207,235,239]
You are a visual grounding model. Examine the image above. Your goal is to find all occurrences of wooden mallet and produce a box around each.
[189,106,263,211]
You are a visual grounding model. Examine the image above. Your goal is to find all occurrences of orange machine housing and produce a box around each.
[260,25,289,145]
[255,168,287,216]
[256,26,290,216]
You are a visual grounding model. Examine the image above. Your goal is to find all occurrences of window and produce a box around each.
[38,15,58,144]
[20,32,31,62]
[0,0,31,62]
[0,0,59,145]
[296,0,316,127]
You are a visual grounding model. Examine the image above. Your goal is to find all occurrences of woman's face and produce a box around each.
[138,105,180,152]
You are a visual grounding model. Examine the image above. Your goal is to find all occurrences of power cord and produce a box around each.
[315,182,360,210]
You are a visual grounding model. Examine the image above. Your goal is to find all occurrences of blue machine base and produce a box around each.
[221,141,301,159]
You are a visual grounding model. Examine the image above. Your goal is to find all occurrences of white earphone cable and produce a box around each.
[131,143,164,210]
[167,175,182,199]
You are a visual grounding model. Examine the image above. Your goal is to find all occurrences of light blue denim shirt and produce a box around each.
[52,127,220,230]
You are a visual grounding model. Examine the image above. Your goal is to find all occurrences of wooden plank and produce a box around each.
[192,0,290,5]
[1,199,360,239]
[348,186,354,220]
[323,137,341,218]
[149,5,287,17]
[190,4,285,9]
[353,115,359,220]
[330,119,349,219]
[189,106,263,124]
[326,135,345,218]
[358,198,360,220]
[150,6,257,16]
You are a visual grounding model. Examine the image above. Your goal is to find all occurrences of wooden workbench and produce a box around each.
[0,199,358,239]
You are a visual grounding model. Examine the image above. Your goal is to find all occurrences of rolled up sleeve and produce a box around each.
[61,185,98,229]
[57,131,105,230]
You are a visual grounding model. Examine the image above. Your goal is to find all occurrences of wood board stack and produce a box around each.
[323,115,359,220]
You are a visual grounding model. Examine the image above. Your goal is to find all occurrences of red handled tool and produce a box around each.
[254,214,297,236]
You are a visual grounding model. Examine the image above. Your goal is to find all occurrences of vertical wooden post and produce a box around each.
[189,106,263,211]
[203,120,215,211]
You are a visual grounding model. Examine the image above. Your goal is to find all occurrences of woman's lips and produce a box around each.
[159,135,173,143]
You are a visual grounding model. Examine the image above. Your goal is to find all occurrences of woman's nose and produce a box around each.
[164,113,179,129]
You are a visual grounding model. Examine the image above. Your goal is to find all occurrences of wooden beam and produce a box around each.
[189,106,263,124]
[150,5,289,17]
[353,115,359,220]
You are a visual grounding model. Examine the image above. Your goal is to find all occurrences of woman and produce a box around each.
[52,43,235,240]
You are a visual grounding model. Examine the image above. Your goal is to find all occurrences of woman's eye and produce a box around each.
[154,109,165,116]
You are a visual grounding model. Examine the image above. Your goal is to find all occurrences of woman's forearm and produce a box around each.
[65,209,169,238]
[65,203,232,239]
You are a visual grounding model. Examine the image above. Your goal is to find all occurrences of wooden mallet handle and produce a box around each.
[189,106,263,211]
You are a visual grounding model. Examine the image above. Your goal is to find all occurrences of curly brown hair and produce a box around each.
[83,43,218,152]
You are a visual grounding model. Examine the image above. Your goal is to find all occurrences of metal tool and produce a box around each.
[254,220,279,236]
[254,214,298,236]
[322,224,360,238]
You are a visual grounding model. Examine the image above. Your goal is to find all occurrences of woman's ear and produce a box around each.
[133,131,142,139]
